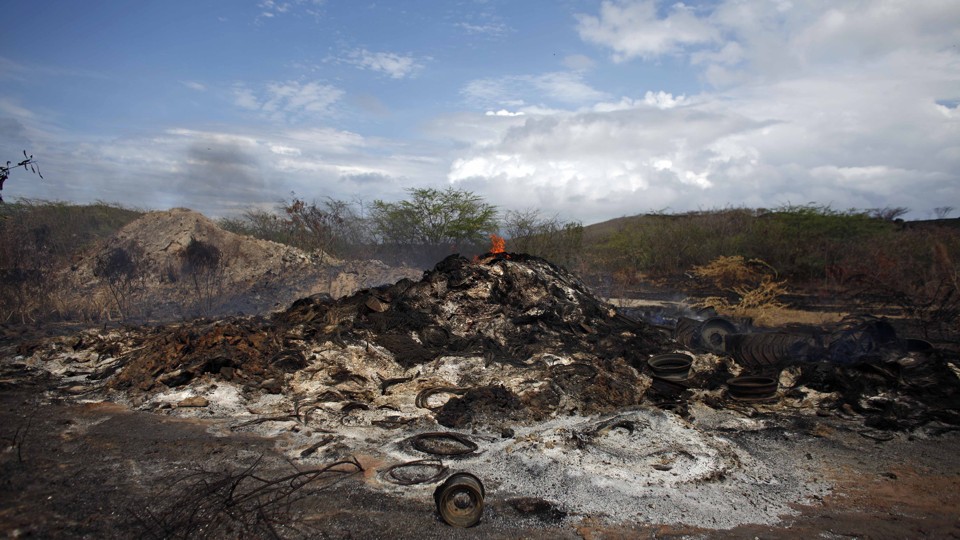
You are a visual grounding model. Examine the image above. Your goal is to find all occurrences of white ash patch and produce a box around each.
[362,409,828,529]
[13,339,831,530]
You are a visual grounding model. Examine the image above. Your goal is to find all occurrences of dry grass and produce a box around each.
[692,256,792,324]
[747,305,847,327]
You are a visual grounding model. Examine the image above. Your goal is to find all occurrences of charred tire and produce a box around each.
[726,376,778,401]
[381,459,449,486]
[649,375,689,398]
[415,387,468,410]
[906,338,934,353]
[699,317,737,353]
[647,353,693,380]
[434,472,485,528]
[410,432,479,456]
[674,317,701,349]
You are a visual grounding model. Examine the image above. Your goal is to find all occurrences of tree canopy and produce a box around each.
[370,187,498,247]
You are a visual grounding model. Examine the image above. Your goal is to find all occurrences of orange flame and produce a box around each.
[490,234,506,254]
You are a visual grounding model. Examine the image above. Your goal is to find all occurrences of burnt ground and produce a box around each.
[1,373,958,539]
[3,253,960,538]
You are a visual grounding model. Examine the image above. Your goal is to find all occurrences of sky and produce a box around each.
[1,0,958,224]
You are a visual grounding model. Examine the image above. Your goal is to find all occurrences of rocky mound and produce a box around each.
[103,207,329,278]
[65,208,420,320]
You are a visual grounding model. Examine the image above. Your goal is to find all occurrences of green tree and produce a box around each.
[371,187,498,247]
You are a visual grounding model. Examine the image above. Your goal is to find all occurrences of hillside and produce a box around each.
[1,205,420,324]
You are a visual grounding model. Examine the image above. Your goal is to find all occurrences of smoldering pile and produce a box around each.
[16,251,960,434]
[86,252,669,428]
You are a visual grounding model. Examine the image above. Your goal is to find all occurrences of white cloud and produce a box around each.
[462,72,608,107]
[532,72,609,103]
[2,119,441,217]
[790,2,960,65]
[447,60,960,220]
[233,86,261,110]
[562,54,596,72]
[461,79,517,106]
[576,0,720,61]
[346,49,424,79]
[4,1,959,225]
[642,90,685,109]
[456,21,511,37]
[233,81,344,121]
[437,0,960,222]
[447,103,769,221]
[181,81,207,91]
[485,110,524,117]
[270,144,301,156]
[0,97,37,120]
[256,0,325,22]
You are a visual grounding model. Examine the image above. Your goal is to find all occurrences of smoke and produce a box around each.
[178,142,266,214]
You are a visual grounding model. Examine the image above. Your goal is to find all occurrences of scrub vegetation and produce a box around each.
[1,196,957,338]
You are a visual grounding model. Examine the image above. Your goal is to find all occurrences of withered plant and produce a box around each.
[93,242,146,320]
[180,237,227,318]
[130,456,363,539]
[691,255,788,320]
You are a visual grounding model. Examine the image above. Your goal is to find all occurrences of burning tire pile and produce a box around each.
[6,251,960,533]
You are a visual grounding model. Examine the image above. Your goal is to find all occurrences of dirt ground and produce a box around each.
[2,367,958,539]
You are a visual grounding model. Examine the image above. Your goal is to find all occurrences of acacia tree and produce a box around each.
[371,187,497,245]
[502,208,583,267]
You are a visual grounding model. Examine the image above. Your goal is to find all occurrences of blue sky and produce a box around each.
[2,0,958,223]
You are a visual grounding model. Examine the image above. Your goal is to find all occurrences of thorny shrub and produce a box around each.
[502,208,584,269]
[842,229,960,339]
[131,456,363,539]
[589,205,896,282]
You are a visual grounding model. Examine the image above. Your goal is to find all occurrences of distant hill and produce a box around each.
[576,208,960,287]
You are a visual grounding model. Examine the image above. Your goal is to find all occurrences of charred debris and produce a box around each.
[24,251,960,432]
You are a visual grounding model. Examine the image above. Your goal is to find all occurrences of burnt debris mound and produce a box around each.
[94,252,960,431]
[104,252,669,424]
[279,252,667,368]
